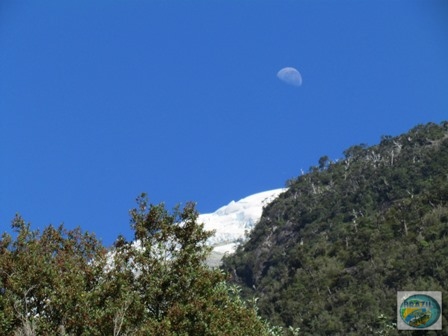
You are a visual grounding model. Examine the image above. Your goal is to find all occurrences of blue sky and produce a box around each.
[2,1,447,246]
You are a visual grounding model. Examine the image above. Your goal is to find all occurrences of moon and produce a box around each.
[277,67,302,87]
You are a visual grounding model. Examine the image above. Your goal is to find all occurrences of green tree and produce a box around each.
[0,215,106,335]
[0,195,292,335]
[223,121,448,335]
[104,193,276,335]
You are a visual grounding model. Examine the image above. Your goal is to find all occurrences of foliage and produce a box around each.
[0,196,288,335]
[0,217,106,335]
[222,121,448,335]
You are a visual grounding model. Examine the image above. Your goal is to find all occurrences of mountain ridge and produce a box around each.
[222,121,448,334]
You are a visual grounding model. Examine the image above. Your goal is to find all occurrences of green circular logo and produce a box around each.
[400,294,441,328]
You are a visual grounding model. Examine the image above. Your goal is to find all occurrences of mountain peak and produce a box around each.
[201,188,286,266]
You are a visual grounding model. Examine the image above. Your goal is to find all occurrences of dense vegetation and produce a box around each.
[223,121,448,335]
[3,121,447,335]
[0,196,295,336]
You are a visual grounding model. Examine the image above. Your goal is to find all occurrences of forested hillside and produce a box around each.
[222,121,448,335]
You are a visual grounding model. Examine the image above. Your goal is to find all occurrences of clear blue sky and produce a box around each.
[2,1,447,246]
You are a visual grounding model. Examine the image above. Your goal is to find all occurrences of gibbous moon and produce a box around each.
[277,67,302,87]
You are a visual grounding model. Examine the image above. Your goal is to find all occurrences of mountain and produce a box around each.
[222,121,448,335]
[200,188,286,267]
[103,189,286,269]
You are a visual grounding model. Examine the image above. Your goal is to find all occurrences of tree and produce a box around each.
[0,195,290,335]
[104,194,282,335]
[223,121,448,335]
[318,155,330,170]
[0,215,106,335]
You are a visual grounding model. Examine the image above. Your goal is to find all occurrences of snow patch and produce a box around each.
[200,188,286,255]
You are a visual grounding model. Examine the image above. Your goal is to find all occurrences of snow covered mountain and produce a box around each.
[106,188,286,268]
[200,188,287,266]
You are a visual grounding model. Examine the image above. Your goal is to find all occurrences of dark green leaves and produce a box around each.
[0,198,281,335]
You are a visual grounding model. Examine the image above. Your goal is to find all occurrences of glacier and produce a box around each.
[200,188,286,265]
[105,188,286,268]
